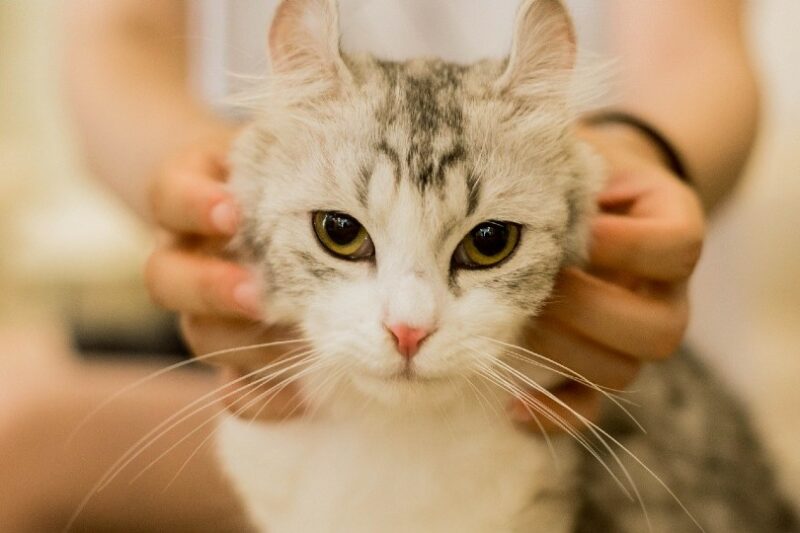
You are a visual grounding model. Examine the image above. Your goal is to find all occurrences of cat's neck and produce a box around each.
[300,372,511,430]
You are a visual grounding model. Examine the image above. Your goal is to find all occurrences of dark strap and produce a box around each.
[585,111,691,185]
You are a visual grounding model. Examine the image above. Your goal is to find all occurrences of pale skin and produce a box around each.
[0,0,757,530]
[0,319,248,532]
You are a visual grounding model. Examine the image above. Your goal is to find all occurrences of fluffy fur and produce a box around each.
[218,1,798,531]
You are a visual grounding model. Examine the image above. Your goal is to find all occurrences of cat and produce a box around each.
[217,0,798,531]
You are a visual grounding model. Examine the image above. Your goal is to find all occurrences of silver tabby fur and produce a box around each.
[221,0,798,531]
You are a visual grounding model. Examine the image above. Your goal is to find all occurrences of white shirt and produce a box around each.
[190,1,605,111]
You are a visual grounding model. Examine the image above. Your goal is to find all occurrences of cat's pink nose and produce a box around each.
[386,323,431,359]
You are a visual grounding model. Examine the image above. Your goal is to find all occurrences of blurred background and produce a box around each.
[0,0,798,516]
[0,2,184,356]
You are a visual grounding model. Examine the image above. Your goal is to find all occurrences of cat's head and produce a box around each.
[230,0,601,405]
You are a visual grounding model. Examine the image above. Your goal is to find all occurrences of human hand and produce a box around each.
[146,123,703,431]
[510,122,705,432]
[145,134,308,421]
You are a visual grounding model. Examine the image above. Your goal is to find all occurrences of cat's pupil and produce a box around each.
[324,213,361,245]
[472,222,508,257]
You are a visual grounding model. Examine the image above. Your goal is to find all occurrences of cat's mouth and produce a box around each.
[392,366,447,384]
[348,364,464,405]
[353,363,449,386]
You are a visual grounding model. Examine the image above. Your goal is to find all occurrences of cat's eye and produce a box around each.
[313,211,375,260]
[452,221,520,269]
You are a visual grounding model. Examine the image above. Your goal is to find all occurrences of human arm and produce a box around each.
[144,1,758,428]
[65,0,758,431]
[606,0,759,210]
[0,321,249,532]
[63,0,234,219]
[62,0,293,414]
[512,0,758,430]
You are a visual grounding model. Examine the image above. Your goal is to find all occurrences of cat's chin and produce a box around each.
[348,369,463,407]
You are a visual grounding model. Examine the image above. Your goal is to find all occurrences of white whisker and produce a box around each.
[499,348,635,403]
[457,341,559,463]
[473,360,612,486]
[462,342,637,503]
[488,357,655,529]
[282,362,349,422]
[245,356,332,424]
[163,355,333,491]
[480,336,645,434]
[480,335,636,395]
[63,346,318,532]
[67,338,309,444]
[463,374,500,425]
[127,353,324,486]
[62,359,282,533]
[161,335,356,492]
[99,348,315,487]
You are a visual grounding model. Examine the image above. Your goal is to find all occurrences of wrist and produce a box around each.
[581,112,690,184]
[177,111,239,152]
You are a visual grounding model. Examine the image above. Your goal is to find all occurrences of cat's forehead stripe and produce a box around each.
[373,59,482,215]
[465,171,480,216]
[375,140,402,186]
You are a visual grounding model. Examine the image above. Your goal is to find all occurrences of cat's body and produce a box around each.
[219,354,795,533]
[217,0,797,531]
[574,354,797,533]
[219,375,578,533]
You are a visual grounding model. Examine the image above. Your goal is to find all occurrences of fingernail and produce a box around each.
[211,201,239,234]
[233,281,263,319]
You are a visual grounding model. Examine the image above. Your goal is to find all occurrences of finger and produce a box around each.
[510,382,602,434]
[145,249,262,319]
[523,318,641,392]
[180,315,302,368]
[545,268,687,360]
[180,315,265,365]
[590,213,703,281]
[149,153,238,236]
[218,367,305,422]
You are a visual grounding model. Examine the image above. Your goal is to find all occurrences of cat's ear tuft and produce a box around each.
[496,0,576,96]
[268,0,351,84]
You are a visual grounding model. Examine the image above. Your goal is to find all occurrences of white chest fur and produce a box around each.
[217,381,578,533]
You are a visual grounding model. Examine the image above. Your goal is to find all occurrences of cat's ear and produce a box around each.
[495,0,575,95]
[268,0,351,84]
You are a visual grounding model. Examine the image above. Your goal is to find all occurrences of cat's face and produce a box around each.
[230,0,599,404]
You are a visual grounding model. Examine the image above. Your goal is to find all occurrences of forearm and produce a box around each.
[608,0,759,210]
[0,362,247,532]
[63,0,233,219]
